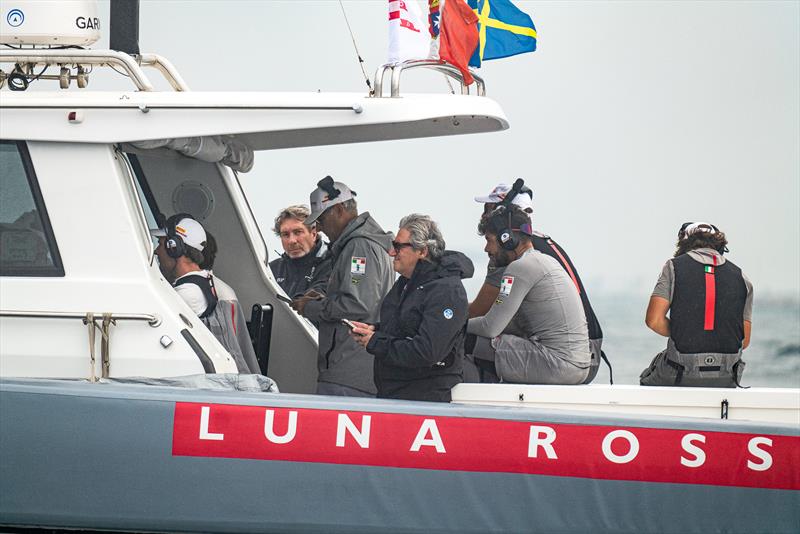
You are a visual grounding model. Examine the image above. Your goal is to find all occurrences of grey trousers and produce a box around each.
[466,335,589,385]
[640,339,745,388]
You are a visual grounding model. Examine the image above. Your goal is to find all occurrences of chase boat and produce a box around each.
[1,2,798,532]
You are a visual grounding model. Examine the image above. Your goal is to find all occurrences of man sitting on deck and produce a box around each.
[641,222,752,387]
[465,205,591,384]
[470,181,608,383]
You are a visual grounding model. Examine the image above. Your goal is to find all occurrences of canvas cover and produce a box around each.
[102,373,278,392]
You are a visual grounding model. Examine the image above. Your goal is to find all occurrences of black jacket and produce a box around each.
[367,250,473,402]
[269,238,332,298]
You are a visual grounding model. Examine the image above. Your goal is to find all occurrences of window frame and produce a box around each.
[0,140,65,277]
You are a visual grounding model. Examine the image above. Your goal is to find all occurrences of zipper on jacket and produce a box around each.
[324,329,338,369]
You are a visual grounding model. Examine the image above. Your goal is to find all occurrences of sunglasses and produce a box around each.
[391,241,414,253]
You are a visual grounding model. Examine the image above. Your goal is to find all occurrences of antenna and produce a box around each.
[110,0,140,55]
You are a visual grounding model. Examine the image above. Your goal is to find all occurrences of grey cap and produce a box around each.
[306,176,356,224]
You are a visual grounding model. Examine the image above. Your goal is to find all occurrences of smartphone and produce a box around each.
[341,319,357,330]
[275,293,293,304]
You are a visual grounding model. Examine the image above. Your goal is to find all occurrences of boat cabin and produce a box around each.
[0,3,507,393]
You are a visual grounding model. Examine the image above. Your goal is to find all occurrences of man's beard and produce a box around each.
[158,261,177,284]
[493,248,514,268]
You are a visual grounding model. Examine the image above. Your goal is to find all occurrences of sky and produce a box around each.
[94,0,799,299]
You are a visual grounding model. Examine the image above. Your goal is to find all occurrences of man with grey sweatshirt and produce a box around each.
[466,205,591,384]
[292,177,394,396]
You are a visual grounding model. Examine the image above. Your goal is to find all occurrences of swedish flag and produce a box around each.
[468,0,537,67]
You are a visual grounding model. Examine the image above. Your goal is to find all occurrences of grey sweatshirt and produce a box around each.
[302,212,394,394]
[467,247,591,366]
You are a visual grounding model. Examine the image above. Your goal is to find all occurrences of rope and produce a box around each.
[101,313,114,379]
[338,0,373,95]
[86,313,97,382]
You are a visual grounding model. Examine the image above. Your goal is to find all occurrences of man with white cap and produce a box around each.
[153,214,260,374]
[291,176,394,397]
[471,180,609,384]
[466,204,591,385]
[641,222,752,387]
[470,182,536,317]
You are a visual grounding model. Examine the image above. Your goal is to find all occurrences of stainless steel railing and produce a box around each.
[0,310,161,327]
[1,310,161,381]
[0,49,189,91]
[373,59,486,98]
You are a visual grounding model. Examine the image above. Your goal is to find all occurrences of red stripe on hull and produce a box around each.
[173,402,800,490]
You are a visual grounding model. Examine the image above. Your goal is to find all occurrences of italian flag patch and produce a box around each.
[351,257,366,275]
[705,265,714,274]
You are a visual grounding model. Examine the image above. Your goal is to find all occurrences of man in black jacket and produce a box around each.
[269,205,331,298]
[292,178,395,397]
[350,214,473,402]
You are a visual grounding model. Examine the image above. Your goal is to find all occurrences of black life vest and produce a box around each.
[173,274,219,319]
[670,254,746,354]
[531,233,603,341]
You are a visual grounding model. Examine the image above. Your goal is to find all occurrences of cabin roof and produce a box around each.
[0,91,509,150]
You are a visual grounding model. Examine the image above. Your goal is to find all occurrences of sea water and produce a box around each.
[589,292,800,388]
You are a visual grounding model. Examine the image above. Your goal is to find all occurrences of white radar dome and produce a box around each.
[1,0,101,47]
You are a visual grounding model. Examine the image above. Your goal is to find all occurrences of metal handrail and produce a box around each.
[137,53,190,91]
[0,310,161,327]
[373,59,486,98]
[0,49,155,91]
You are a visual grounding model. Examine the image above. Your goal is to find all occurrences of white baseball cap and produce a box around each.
[151,216,207,251]
[306,176,356,224]
[679,222,719,239]
[475,183,534,213]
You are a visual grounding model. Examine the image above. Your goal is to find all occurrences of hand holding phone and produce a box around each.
[341,319,357,330]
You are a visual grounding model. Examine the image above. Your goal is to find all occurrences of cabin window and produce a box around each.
[125,152,163,234]
[0,141,64,277]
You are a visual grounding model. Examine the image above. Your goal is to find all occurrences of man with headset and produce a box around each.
[465,203,591,384]
[290,176,394,397]
[472,181,609,383]
[640,222,752,387]
[153,214,260,375]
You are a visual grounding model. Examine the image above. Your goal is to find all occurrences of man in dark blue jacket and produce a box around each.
[269,204,331,299]
[350,214,473,402]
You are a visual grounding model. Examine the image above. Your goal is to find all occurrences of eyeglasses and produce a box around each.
[391,241,414,253]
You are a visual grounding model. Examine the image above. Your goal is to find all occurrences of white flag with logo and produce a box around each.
[388,0,430,63]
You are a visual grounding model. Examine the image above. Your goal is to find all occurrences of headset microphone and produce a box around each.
[317,175,341,200]
[490,178,526,251]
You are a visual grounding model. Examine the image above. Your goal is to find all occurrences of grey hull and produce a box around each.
[1,378,798,533]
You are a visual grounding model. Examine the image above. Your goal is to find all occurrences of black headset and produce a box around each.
[164,213,196,259]
[488,179,526,251]
[317,176,341,201]
[677,222,728,254]
[317,175,357,202]
[677,221,721,240]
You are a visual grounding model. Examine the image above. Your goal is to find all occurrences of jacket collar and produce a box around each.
[282,237,325,266]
